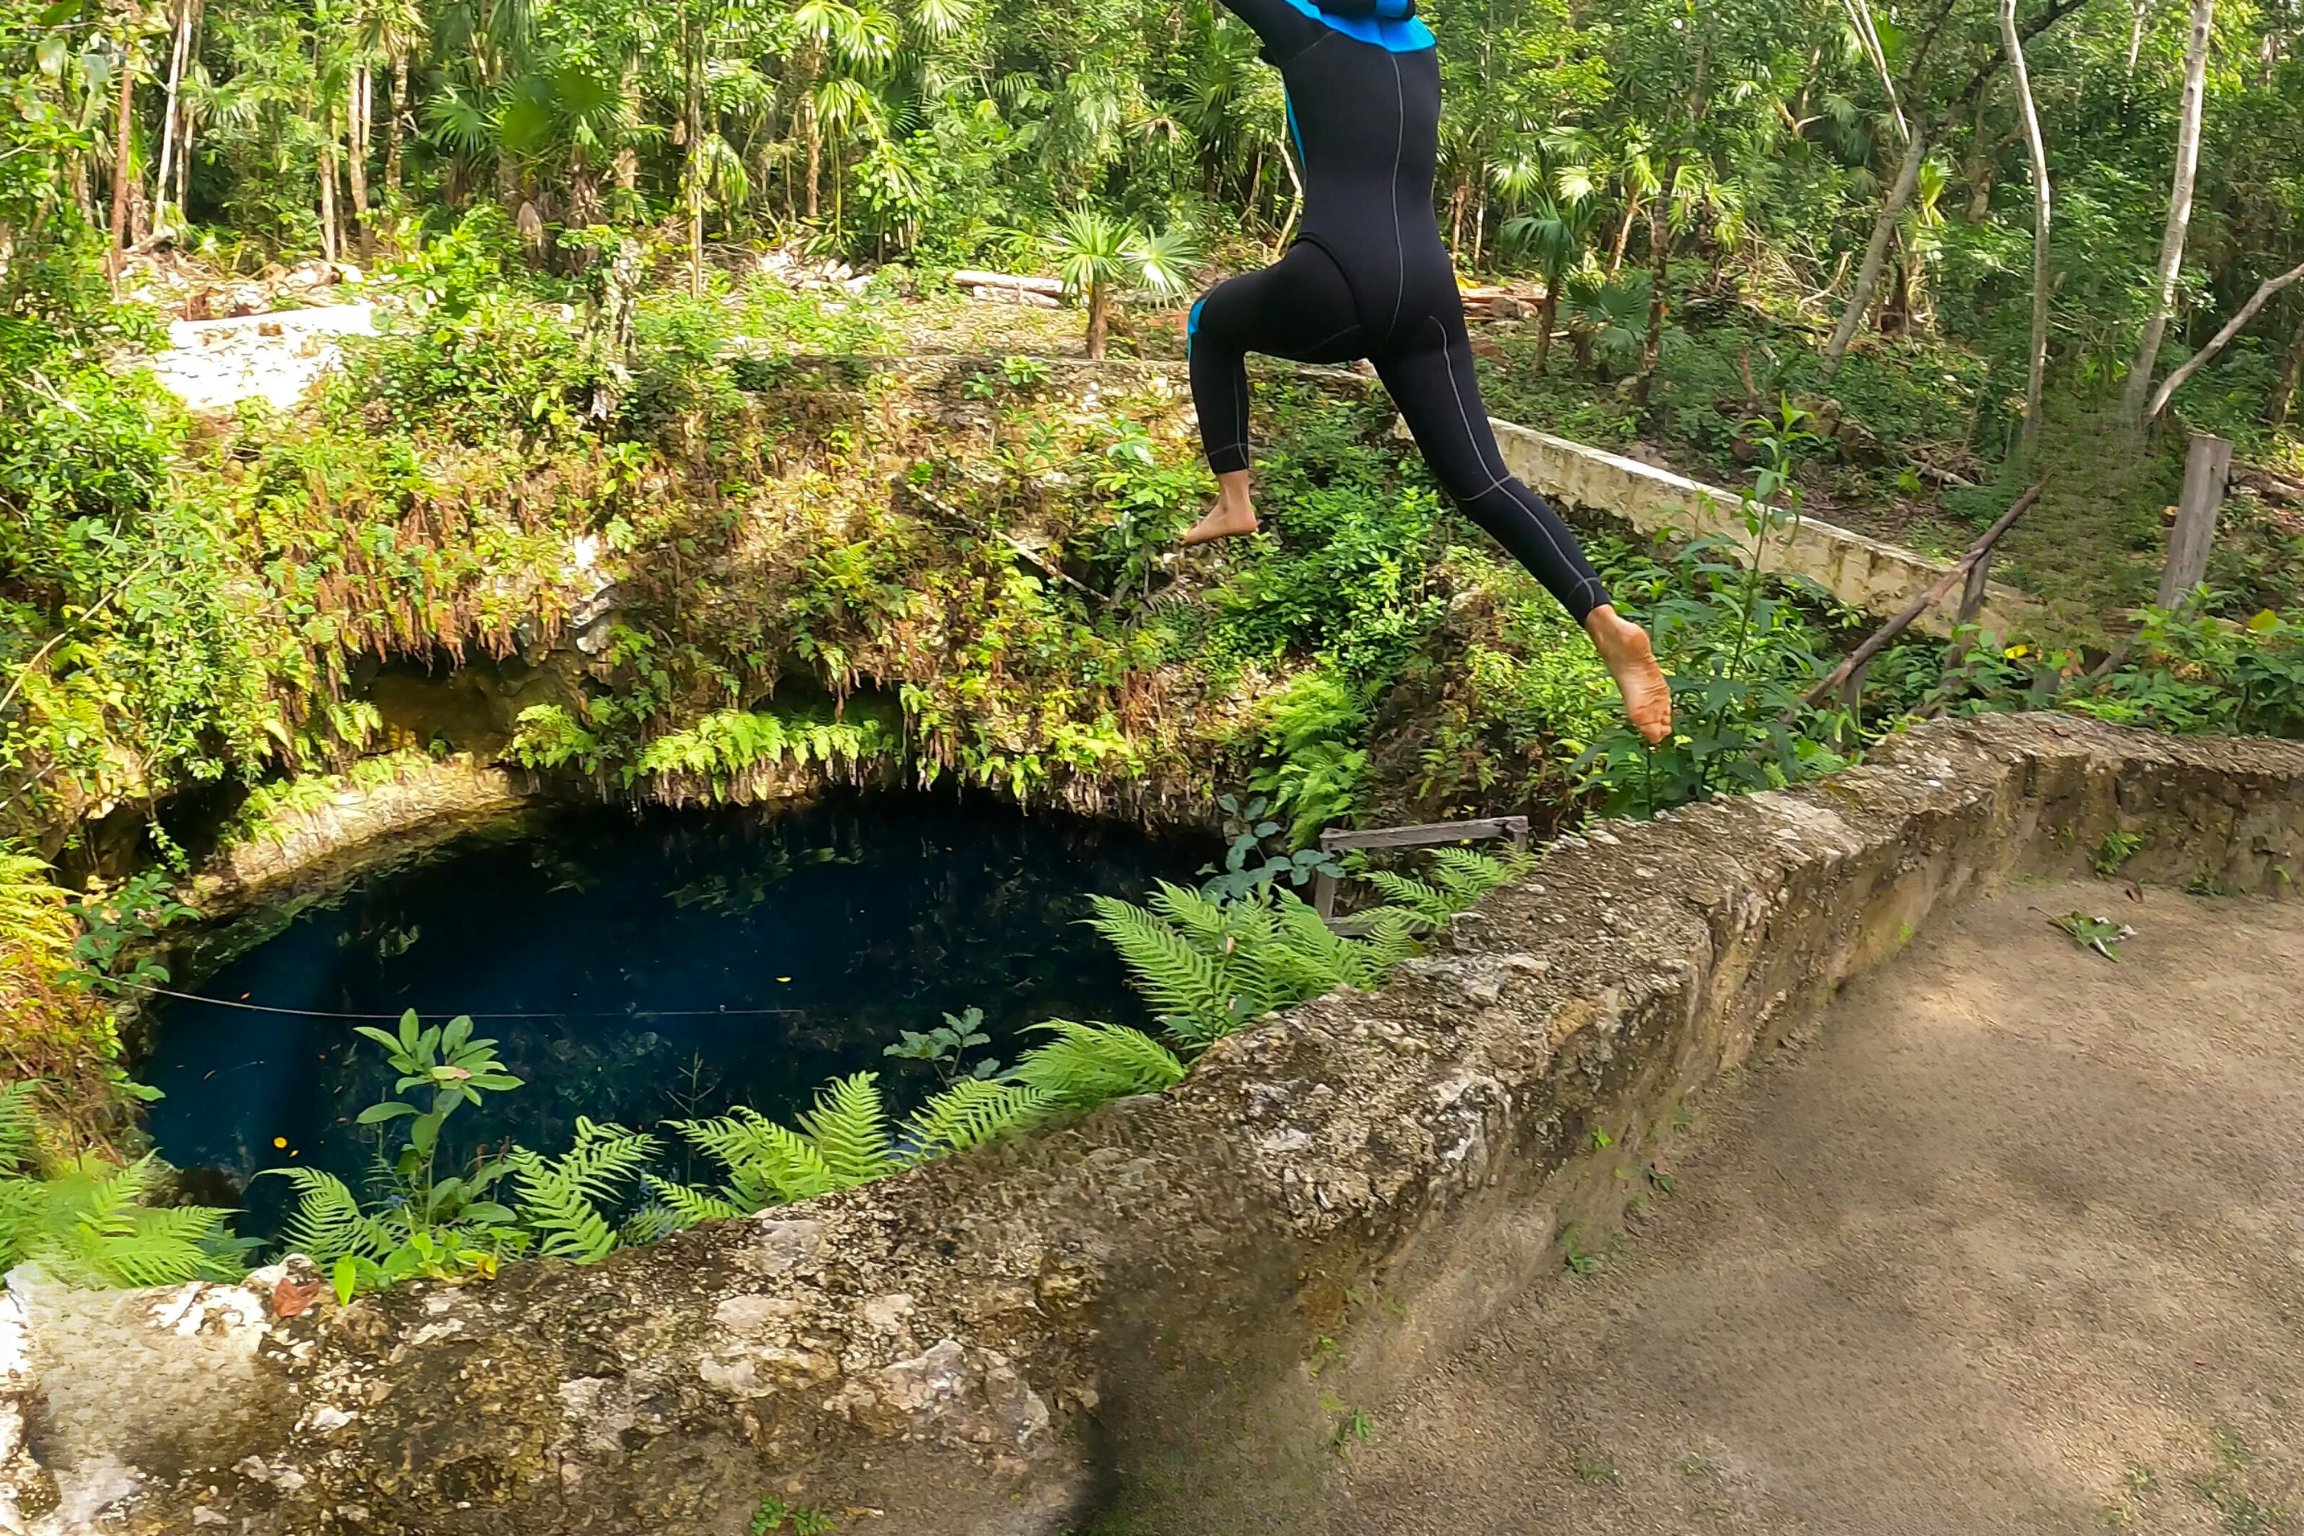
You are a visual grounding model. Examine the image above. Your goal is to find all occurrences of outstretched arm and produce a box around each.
[1211,0,1328,62]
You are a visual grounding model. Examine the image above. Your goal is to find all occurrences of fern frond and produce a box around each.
[1143,881,1233,950]
[0,1083,42,1174]
[670,1108,839,1207]
[1361,870,1457,928]
[1086,894,1232,1031]
[901,1079,1052,1162]
[1007,1019,1185,1108]
[797,1074,895,1188]
[511,1119,660,1264]
[640,1174,747,1230]
[271,1167,385,1263]
[1428,845,1528,904]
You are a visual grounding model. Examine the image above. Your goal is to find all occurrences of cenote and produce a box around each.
[141,792,1211,1234]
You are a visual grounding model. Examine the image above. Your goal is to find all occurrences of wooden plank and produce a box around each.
[1318,816,1529,853]
[2156,433,2233,608]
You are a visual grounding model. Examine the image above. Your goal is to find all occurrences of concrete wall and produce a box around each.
[9,714,2299,1536]
[1486,421,2042,638]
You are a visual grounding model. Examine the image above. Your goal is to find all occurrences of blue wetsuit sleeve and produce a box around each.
[1213,0,1329,62]
[1313,0,1415,16]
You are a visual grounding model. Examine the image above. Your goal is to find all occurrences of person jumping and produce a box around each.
[1179,0,1673,746]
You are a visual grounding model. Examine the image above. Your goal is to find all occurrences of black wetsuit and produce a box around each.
[1187,0,1612,621]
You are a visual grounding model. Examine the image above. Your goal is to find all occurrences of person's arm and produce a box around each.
[1212,0,1328,63]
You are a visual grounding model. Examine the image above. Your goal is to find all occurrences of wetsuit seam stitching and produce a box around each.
[1432,318,1585,589]
[1387,55,1406,344]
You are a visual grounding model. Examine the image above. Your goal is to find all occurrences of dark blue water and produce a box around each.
[142,793,1208,1228]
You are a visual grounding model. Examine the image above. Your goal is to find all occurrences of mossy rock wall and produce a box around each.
[8,713,2301,1536]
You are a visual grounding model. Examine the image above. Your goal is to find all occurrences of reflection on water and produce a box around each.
[141,792,1207,1230]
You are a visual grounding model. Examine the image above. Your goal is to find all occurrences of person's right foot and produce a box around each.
[1585,607,1673,746]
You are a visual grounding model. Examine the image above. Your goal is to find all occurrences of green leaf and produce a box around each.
[356,1102,417,1124]
[333,1254,359,1306]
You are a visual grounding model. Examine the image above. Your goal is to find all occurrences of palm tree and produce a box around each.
[1502,191,1599,375]
[1043,209,1198,359]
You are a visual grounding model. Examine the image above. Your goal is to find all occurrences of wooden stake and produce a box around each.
[2155,433,2232,608]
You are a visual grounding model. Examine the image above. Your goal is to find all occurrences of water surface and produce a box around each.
[142,793,1207,1228]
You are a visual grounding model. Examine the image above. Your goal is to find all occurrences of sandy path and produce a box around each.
[1327,879,2304,1535]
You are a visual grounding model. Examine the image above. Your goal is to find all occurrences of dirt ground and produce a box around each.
[1328,878,2304,1535]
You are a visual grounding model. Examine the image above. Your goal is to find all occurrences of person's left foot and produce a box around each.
[1585,607,1674,746]
[1180,500,1258,547]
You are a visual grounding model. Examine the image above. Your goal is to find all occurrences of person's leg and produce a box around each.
[1376,313,1673,744]
[1183,243,1364,545]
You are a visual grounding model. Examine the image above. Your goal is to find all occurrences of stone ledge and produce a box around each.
[1489,420,2041,638]
[14,715,2301,1535]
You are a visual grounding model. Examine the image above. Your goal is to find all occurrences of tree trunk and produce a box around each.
[319,114,338,264]
[385,55,407,197]
[153,0,191,235]
[1631,174,1671,414]
[348,63,373,262]
[2125,0,2151,77]
[2147,260,2304,421]
[1820,124,1930,381]
[2120,0,2211,428]
[685,0,705,296]
[1962,77,1995,221]
[108,20,135,290]
[2002,0,2052,458]
[1086,279,1109,360]
[1533,282,1559,375]
[2268,307,2304,428]
[1606,191,1639,276]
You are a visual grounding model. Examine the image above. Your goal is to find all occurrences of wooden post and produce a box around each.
[1958,550,1992,625]
[2156,432,2232,608]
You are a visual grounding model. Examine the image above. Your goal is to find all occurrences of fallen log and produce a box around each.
[1792,482,2044,715]
[953,269,1064,297]
[969,285,1061,309]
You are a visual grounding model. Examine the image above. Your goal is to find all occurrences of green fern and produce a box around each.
[1092,883,1422,1046]
[1006,1019,1185,1107]
[0,1082,41,1174]
[1362,846,1532,930]
[797,1073,896,1186]
[0,1153,238,1288]
[508,1118,662,1264]
[0,851,77,971]
[901,1078,1052,1158]
[270,1167,389,1264]
[1087,887,1240,1039]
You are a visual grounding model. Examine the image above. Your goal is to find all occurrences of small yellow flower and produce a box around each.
[273,1136,288,1149]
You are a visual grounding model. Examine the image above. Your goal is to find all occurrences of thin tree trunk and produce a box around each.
[153,0,191,234]
[2120,0,2212,427]
[2268,307,2304,427]
[319,113,338,263]
[385,55,407,196]
[1631,177,1671,414]
[1606,190,1639,276]
[1821,125,1930,380]
[2146,259,2304,420]
[348,62,372,262]
[1962,76,1996,221]
[2002,0,2052,458]
[685,0,705,297]
[1533,281,1559,374]
[108,21,135,290]
[2125,0,2151,76]
[1086,279,1109,359]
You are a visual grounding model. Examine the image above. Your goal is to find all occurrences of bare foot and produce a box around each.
[1181,469,1257,547]
[1585,606,1673,746]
